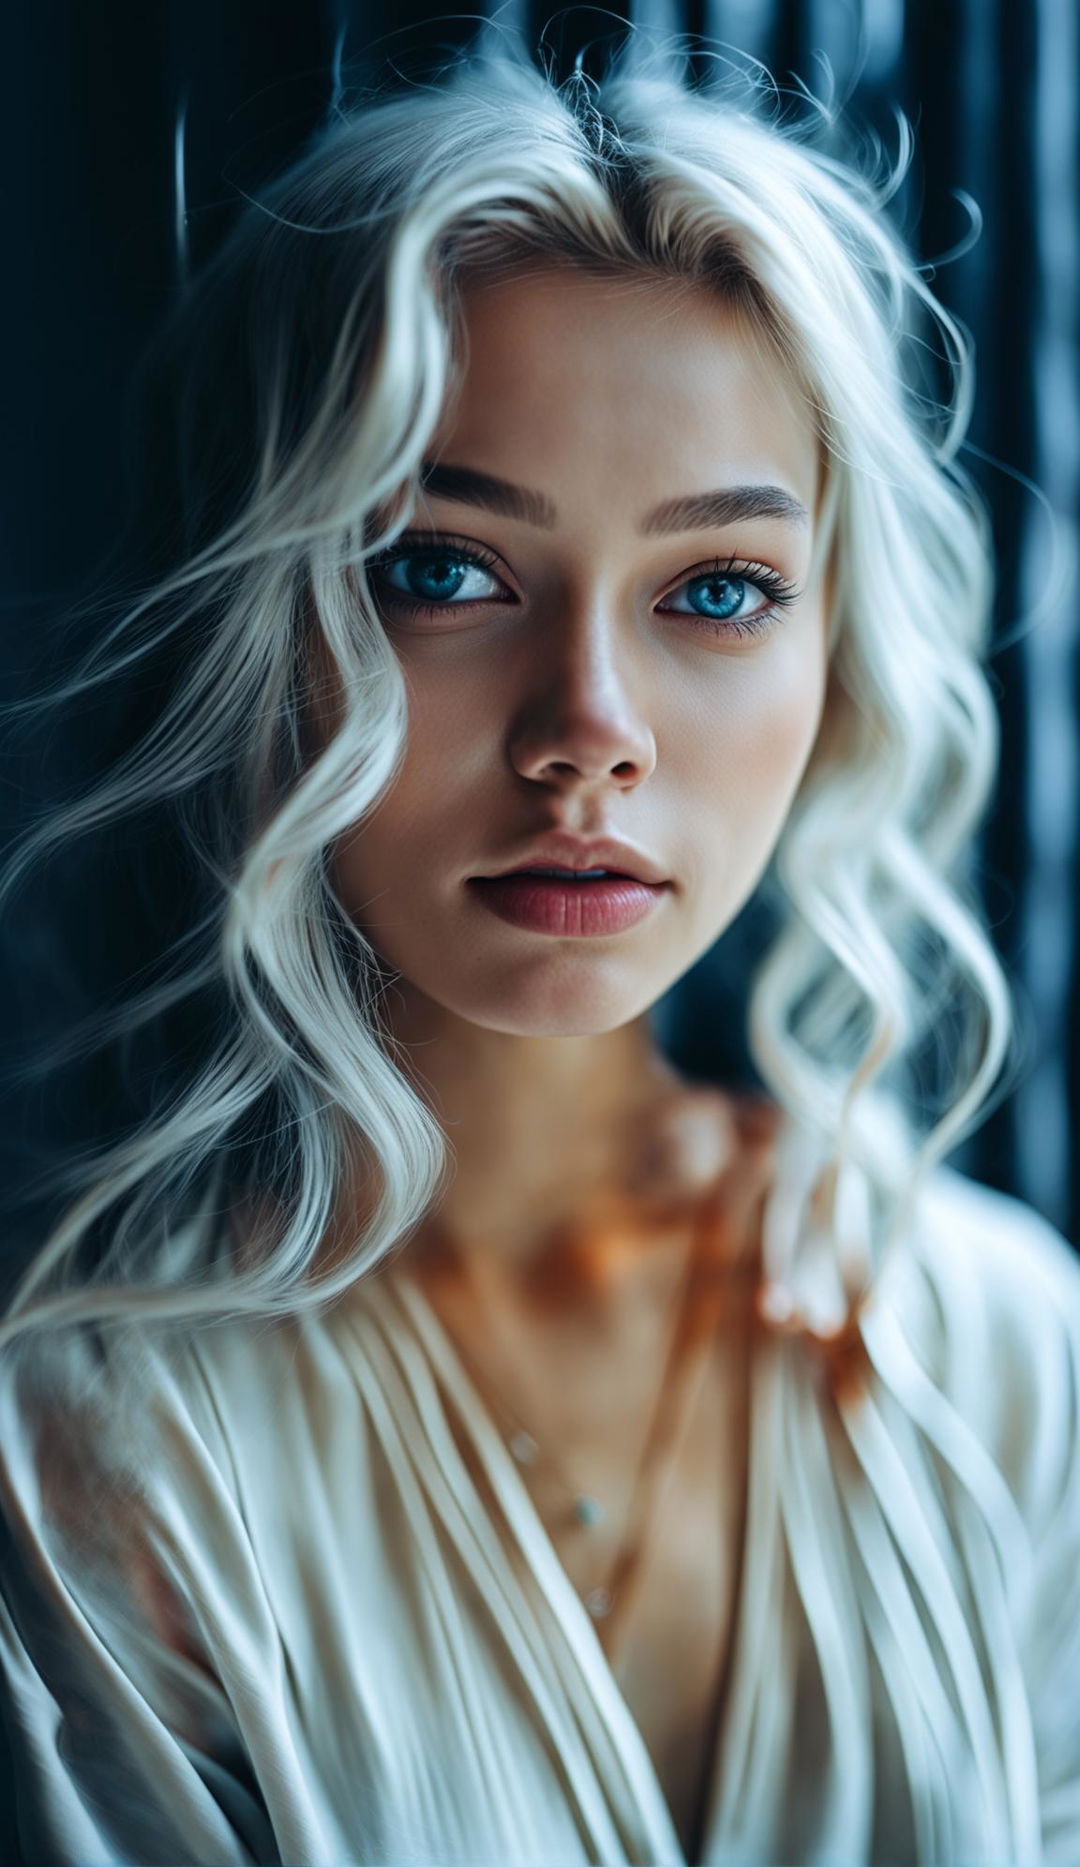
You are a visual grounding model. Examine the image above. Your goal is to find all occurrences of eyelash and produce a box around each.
[365,531,801,640]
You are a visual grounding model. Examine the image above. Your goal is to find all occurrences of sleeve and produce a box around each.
[1009,1216,1080,1863]
[0,1329,282,1867]
[902,1168,1080,1863]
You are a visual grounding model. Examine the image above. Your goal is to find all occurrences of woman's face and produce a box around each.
[332,264,828,1036]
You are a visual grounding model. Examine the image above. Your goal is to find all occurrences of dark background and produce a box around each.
[2,3,1077,1221]
[0,5,1078,1855]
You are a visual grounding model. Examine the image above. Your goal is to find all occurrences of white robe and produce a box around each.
[1,1138,1079,1866]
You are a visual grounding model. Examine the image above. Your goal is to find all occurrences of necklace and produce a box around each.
[413,1175,745,1662]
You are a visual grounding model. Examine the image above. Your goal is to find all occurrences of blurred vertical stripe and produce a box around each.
[672,0,1080,1240]
[2,0,1076,1242]
[1016,0,1079,1237]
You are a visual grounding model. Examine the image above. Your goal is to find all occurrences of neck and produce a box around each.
[368,982,685,1278]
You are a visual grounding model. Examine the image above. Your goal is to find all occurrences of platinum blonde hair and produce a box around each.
[0,30,1015,1360]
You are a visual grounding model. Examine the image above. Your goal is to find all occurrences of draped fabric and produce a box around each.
[2,1114,1080,1866]
[3,5,1079,1862]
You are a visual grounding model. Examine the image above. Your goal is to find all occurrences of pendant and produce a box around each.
[573,1494,605,1527]
[584,1586,613,1618]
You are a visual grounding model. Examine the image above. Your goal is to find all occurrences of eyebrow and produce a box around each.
[419,460,810,534]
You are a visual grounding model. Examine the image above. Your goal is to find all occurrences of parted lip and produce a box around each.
[472,834,670,887]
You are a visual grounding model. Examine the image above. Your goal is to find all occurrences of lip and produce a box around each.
[474,833,669,887]
[467,873,668,937]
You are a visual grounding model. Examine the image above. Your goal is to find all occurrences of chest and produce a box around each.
[390,1253,753,1858]
[547,1340,750,1859]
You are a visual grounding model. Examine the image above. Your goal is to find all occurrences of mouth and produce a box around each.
[483,866,637,881]
[466,869,669,938]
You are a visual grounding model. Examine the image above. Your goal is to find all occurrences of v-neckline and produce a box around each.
[383,1244,757,1866]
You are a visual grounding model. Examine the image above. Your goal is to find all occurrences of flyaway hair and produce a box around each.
[0,27,1016,1365]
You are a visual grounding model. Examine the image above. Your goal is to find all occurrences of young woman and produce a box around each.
[1,30,1078,1867]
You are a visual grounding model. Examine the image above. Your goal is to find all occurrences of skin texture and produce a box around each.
[322,263,831,1854]
[330,262,828,1275]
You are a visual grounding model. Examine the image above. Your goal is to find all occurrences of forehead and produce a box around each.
[433,265,820,518]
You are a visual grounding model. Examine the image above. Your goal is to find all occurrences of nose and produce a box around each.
[508,601,658,792]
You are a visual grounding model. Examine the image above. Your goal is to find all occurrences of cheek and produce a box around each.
[330,667,493,903]
[688,634,827,845]
[390,668,498,824]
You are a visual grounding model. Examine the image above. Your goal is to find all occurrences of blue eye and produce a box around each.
[367,538,504,612]
[410,558,468,603]
[672,575,754,619]
[366,534,800,639]
[659,561,798,637]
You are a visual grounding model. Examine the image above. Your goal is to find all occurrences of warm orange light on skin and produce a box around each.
[321,263,829,1287]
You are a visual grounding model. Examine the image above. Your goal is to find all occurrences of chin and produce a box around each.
[444,975,667,1038]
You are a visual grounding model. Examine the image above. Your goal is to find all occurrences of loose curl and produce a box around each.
[0,27,1017,1365]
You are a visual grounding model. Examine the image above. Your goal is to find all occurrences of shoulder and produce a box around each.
[0,1309,309,1549]
[881,1163,1080,1539]
[904,1163,1080,1377]
[914,1161,1080,1294]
